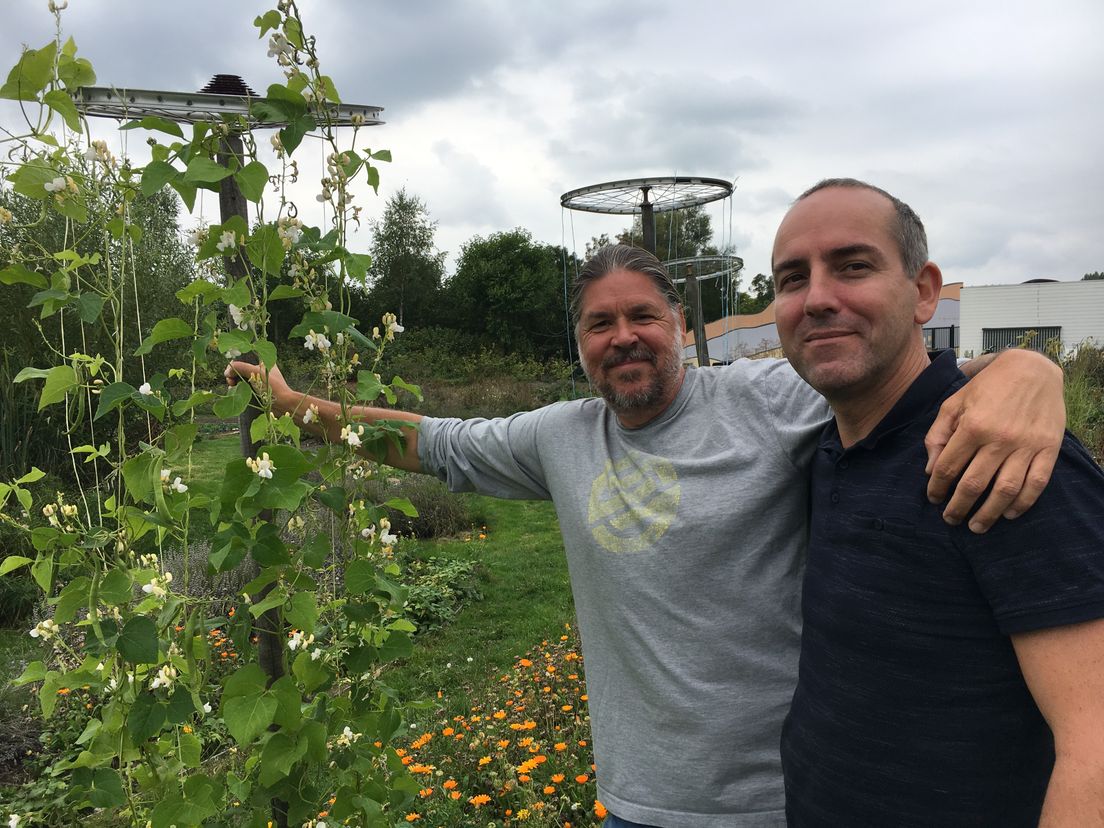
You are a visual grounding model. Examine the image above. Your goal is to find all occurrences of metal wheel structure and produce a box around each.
[560,176,736,365]
[76,74,383,128]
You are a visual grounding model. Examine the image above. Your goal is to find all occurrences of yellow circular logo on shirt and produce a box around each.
[587,451,680,554]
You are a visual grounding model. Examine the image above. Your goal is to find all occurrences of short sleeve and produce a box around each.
[962,435,1104,633]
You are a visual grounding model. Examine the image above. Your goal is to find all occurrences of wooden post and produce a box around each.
[685,263,709,367]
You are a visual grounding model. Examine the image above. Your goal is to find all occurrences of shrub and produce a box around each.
[401,556,484,634]
[368,474,474,539]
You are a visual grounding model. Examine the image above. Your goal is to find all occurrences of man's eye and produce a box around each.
[843,261,870,273]
[778,273,805,290]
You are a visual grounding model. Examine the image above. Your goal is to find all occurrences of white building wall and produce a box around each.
[959,281,1104,357]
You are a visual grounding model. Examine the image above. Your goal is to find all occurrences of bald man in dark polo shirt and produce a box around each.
[773,178,1104,826]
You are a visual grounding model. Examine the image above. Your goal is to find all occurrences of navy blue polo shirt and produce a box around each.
[782,350,1104,826]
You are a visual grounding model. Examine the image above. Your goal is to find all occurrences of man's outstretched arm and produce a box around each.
[225,361,424,473]
[1012,617,1104,827]
[926,348,1065,533]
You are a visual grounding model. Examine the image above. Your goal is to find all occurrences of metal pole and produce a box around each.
[640,186,655,255]
[685,263,709,367]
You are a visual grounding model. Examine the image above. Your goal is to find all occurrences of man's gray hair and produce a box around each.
[797,178,929,278]
[571,244,681,326]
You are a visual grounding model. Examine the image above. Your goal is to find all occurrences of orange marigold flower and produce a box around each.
[405,813,420,822]
[554,742,567,752]
[442,727,455,736]
[469,794,491,807]
[551,773,565,783]
[561,705,573,712]
[443,779,459,790]
[535,755,547,764]
[318,812,328,818]
[578,740,587,747]
[478,756,492,767]
[518,774,531,783]
[581,694,588,702]
[57,688,70,696]
[546,666,556,674]
[518,658,532,668]
[182,725,193,734]
[450,791,462,800]
[493,710,506,719]
[395,748,407,756]
[594,801,608,818]
[518,737,533,747]
[228,607,235,617]
[209,629,220,637]
[575,774,589,784]
[497,739,510,749]
[401,755,414,765]
[418,788,433,798]
[409,764,434,774]
[543,785,556,795]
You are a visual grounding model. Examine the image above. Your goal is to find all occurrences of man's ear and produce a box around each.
[914,262,943,325]
[676,304,687,345]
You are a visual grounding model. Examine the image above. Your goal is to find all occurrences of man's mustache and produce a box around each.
[602,346,656,370]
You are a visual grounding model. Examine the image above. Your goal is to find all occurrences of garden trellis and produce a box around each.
[559,176,738,366]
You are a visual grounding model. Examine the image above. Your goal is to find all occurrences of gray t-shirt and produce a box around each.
[418,359,827,827]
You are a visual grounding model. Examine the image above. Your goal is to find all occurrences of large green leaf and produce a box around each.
[134,317,193,356]
[127,691,167,742]
[184,156,233,184]
[0,263,47,288]
[235,161,269,202]
[43,89,82,131]
[117,616,159,663]
[245,223,286,277]
[223,692,277,746]
[258,731,307,787]
[344,559,374,596]
[38,364,77,410]
[0,42,57,100]
[212,381,252,419]
[121,116,184,139]
[140,160,179,196]
[93,381,136,421]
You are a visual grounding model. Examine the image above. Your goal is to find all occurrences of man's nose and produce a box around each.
[610,318,638,346]
[804,271,839,316]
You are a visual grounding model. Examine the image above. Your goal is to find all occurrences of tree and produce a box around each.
[738,273,775,315]
[366,189,445,327]
[443,229,571,359]
[617,203,720,262]
[1083,271,1104,281]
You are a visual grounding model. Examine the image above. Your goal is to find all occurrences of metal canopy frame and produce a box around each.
[559,176,732,215]
[667,254,744,285]
[75,85,384,128]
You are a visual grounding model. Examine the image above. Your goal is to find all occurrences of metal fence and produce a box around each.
[981,326,1061,353]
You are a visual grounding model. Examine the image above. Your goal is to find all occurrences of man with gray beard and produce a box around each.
[228,243,1065,827]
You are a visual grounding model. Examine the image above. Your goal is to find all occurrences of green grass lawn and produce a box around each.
[383,495,574,717]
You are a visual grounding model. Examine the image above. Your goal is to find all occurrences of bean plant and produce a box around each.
[0,3,426,825]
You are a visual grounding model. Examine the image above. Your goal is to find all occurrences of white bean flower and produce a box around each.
[227,304,248,330]
[9,813,23,828]
[302,403,320,425]
[160,468,171,484]
[170,477,188,494]
[340,424,364,448]
[246,452,276,479]
[29,618,60,640]
[43,176,67,193]
[215,230,237,252]
[138,382,152,396]
[149,664,178,690]
[141,572,173,599]
[303,329,331,352]
[287,629,315,651]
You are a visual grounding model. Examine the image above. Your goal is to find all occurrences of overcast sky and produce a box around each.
[3,0,1103,288]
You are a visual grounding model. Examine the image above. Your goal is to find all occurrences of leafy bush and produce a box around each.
[401,556,483,634]
[368,474,474,539]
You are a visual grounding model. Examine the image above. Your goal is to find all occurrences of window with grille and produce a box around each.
[981,326,1061,353]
